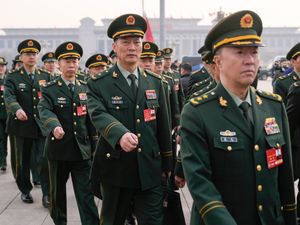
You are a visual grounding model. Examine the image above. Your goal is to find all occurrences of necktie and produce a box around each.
[29,73,34,81]
[128,74,137,97]
[239,102,253,128]
[68,83,74,96]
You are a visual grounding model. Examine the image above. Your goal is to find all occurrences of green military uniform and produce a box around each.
[42,52,60,81]
[274,71,299,104]
[87,13,172,225]
[0,57,7,171]
[180,10,297,225]
[85,53,109,80]
[189,80,217,99]
[4,39,50,204]
[38,41,99,225]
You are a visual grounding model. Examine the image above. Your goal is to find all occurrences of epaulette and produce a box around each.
[189,90,217,106]
[278,74,291,80]
[93,69,110,81]
[256,90,282,102]
[145,69,162,80]
[78,79,87,85]
[38,69,50,75]
[194,78,210,86]
[44,80,56,88]
[191,69,201,75]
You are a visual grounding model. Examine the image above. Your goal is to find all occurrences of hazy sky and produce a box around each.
[0,0,299,28]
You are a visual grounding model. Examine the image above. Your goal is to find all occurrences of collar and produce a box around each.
[117,62,139,80]
[224,86,252,107]
[61,76,75,86]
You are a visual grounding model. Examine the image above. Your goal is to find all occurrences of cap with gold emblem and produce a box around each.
[163,48,173,59]
[55,41,83,60]
[155,50,165,62]
[13,54,22,63]
[109,50,117,58]
[0,57,8,65]
[287,43,300,60]
[42,52,56,62]
[18,39,41,54]
[205,10,263,53]
[141,42,158,59]
[198,46,213,64]
[85,53,109,68]
[107,14,147,40]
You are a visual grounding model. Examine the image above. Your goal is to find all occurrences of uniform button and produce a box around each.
[136,119,140,123]
[106,153,110,158]
[74,122,77,125]
[34,114,37,117]
[138,148,142,152]
[33,105,36,109]
[137,133,141,138]
[51,137,55,141]
[60,105,63,108]
[73,112,76,116]
[256,165,262,171]
[258,205,263,211]
[254,144,259,151]
[1,102,4,106]
[116,106,120,110]
[257,185,263,192]
[33,97,36,100]
[136,105,139,109]
[227,146,232,151]
[74,131,77,135]
[1,95,3,98]
[276,143,280,148]
[73,103,76,106]
[32,88,36,91]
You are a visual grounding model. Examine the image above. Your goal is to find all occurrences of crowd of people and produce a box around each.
[0,9,300,225]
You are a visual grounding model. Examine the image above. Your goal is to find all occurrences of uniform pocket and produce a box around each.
[265,135,286,148]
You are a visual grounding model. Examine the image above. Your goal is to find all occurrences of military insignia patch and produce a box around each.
[220,130,236,136]
[256,95,262,105]
[219,96,228,107]
[66,43,74,51]
[264,117,280,135]
[111,96,123,104]
[126,15,135,25]
[293,76,298,81]
[157,51,161,56]
[144,43,151,50]
[220,130,237,142]
[240,13,253,28]
[18,83,26,89]
[145,90,157,100]
[112,71,118,78]
[57,97,67,104]
[48,53,53,58]
[96,55,102,61]
[27,40,34,47]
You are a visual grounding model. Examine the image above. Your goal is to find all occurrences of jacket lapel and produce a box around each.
[136,68,148,105]
[57,77,73,99]
[217,84,253,138]
[112,65,135,102]
[19,67,33,86]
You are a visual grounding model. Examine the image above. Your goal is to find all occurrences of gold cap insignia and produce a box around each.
[144,43,151,50]
[219,96,228,107]
[165,48,171,54]
[240,13,253,28]
[27,40,34,47]
[220,130,236,136]
[126,15,135,25]
[66,43,74,51]
[256,95,262,105]
[157,51,161,56]
[96,55,102,61]
[112,71,118,78]
[48,53,53,58]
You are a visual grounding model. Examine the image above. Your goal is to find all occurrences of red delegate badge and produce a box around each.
[266,147,283,169]
[77,105,87,116]
[144,109,156,122]
[38,91,42,99]
[0,85,4,91]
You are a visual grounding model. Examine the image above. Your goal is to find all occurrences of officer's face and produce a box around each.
[58,58,79,78]
[113,36,142,66]
[291,56,300,73]
[139,57,155,71]
[21,52,38,67]
[89,65,106,76]
[215,46,259,88]
[154,61,164,75]
[0,64,6,75]
[164,58,172,69]
[44,61,57,73]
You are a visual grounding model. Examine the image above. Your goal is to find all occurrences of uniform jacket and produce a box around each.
[4,67,50,138]
[180,83,296,225]
[0,77,7,120]
[38,76,97,161]
[87,65,172,190]
[274,71,299,104]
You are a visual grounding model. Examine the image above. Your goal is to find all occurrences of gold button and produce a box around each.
[74,131,77,135]
[116,106,120,110]
[136,105,140,109]
[1,95,3,98]
[33,97,36,100]
[34,114,37,117]
[1,102,4,106]
[254,145,259,151]
[258,205,263,211]
[73,112,76,116]
[256,165,262,171]
[73,103,76,106]
[51,137,55,141]
[227,146,232,151]
[106,153,110,158]
[137,119,140,123]
[33,89,36,91]
[137,133,141,138]
[138,148,142,152]
[276,143,280,147]
[33,105,36,109]
[74,122,77,125]
[257,185,263,192]
[61,105,63,108]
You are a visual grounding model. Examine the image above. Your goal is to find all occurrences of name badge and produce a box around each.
[264,117,280,135]
[77,105,87,116]
[57,97,67,104]
[79,93,87,100]
[145,90,157,100]
[266,147,283,169]
[220,137,238,142]
[18,83,26,89]
[144,109,156,122]
[111,96,123,105]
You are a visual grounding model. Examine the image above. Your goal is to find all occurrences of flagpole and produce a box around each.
[160,0,165,48]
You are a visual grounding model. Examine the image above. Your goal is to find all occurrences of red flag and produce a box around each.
[144,15,154,42]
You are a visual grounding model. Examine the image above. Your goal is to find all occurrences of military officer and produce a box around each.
[154,50,165,75]
[85,53,109,79]
[274,43,300,104]
[42,52,60,80]
[11,54,23,71]
[87,14,172,225]
[0,57,7,171]
[109,49,117,65]
[38,41,99,225]
[180,10,297,225]
[4,39,51,207]
[163,47,185,111]
[139,41,158,71]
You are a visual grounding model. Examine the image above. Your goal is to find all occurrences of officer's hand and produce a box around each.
[119,132,138,152]
[53,126,65,140]
[175,175,186,188]
[16,109,28,121]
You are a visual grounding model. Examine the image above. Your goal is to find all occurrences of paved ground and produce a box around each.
[0,79,273,225]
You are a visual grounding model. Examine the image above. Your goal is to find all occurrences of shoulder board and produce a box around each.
[278,74,291,80]
[162,79,168,84]
[163,74,172,80]
[44,80,56,88]
[38,69,50,75]
[189,90,217,107]
[78,79,87,85]
[256,90,282,102]
[191,69,201,75]
[144,70,162,80]
[93,69,110,81]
